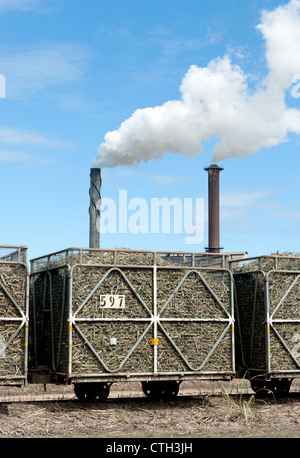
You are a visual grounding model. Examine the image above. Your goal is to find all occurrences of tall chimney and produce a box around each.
[204,164,223,253]
[89,168,101,249]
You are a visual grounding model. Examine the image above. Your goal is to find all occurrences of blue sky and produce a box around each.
[0,0,300,262]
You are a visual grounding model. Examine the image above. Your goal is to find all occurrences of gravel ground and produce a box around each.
[0,380,299,441]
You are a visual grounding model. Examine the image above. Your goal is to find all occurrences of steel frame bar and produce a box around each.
[31,247,246,273]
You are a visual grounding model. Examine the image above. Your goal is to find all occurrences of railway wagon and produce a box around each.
[28,247,244,401]
[0,245,29,387]
[231,254,300,396]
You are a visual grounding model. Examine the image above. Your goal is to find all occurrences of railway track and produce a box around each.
[1,384,300,404]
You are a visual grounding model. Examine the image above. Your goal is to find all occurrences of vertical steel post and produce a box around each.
[24,269,30,381]
[153,266,158,374]
[89,168,101,249]
[265,276,271,374]
[68,271,73,378]
[204,164,223,253]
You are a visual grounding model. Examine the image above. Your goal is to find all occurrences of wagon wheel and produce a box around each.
[142,381,179,401]
[250,380,272,398]
[93,383,110,401]
[270,378,293,397]
[74,383,110,402]
[250,378,292,398]
[161,381,180,400]
[141,381,161,400]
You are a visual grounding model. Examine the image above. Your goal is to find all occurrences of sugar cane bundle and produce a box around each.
[47,249,156,269]
[156,322,232,372]
[72,266,153,318]
[156,269,232,372]
[72,265,231,317]
[71,263,162,373]
[233,271,266,369]
[268,271,300,370]
[43,247,234,269]
[29,266,70,371]
[233,252,300,273]
[71,320,232,375]
[79,249,155,266]
[233,253,300,372]
[0,263,27,377]
[0,264,27,314]
[268,271,300,317]
[268,322,300,370]
[71,255,231,321]
[30,255,155,373]
[70,253,232,374]
[0,322,24,375]
[271,252,300,270]
[71,321,154,373]
[31,249,233,375]
[156,269,231,318]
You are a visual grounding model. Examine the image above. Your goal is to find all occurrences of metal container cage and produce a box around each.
[29,247,244,401]
[230,254,300,396]
[0,245,29,386]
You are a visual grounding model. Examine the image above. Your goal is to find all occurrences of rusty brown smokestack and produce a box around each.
[204,164,223,253]
[89,168,101,248]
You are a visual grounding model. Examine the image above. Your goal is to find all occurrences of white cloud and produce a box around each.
[0,126,77,167]
[221,189,275,208]
[0,0,54,13]
[104,167,187,186]
[144,25,221,56]
[264,201,300,219]
[0,126,76,149]
[220,188,281,222]
[257,0,300,88]
[93,0,300,168]
[220,187,300,237]
[0,150,54,166]
[147,174,187,185]
[0,42,90,99]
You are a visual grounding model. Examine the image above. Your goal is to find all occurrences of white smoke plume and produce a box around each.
[93,0,300,168]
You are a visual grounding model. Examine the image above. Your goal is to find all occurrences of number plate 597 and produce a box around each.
[100,295,125,308]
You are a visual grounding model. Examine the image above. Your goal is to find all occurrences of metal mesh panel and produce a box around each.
[232,255,300,377]
[0,245,27,263]
[0,246,28,385]
[29,248,237,383]
[29,267,69,374]
[31,247,246,272]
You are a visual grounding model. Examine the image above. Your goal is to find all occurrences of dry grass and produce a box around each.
[0,381,300,438]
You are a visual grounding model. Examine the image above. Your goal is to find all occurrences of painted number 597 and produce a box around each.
[100,294,125,308]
